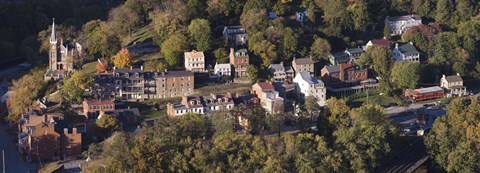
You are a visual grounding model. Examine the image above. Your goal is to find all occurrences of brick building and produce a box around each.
[229,48,249,78]
[320,63,368,86]
[83,99,115,120]
[166,93,235,117]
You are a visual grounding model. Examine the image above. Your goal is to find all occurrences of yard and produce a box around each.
[194,83,251,96]
[347,90,399,108]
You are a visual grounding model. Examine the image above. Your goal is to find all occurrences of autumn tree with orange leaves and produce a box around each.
[113,48,132,68]
[96,58,109,73]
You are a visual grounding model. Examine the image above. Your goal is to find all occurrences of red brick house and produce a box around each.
[83,99,115,120]
[320,63,368,86]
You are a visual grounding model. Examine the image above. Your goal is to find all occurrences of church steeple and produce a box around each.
[50,18,57,44]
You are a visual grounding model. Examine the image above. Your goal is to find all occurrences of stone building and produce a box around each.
[184,50,206,72]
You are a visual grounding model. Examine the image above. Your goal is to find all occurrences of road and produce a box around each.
[0,124,37,173]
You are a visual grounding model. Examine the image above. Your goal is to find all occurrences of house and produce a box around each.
[214,63,232,77]
[296,8,308,22]
[17,112,82,161]
[113,67,194,100]
[440,74,467,96]
[83,99,115,120]
[184,50,206,72]
[44,19,82,81]
[93,73,115,100]
[405,86,444,101]
[320,63,368,86]
[229,48,250,78]
[292,57,315,76]
[385,15,422,35]
[329,48,365,65]
[364,38,390,50]
[166,93,234,117]
[113,108,141,132]
[251,82,285,114]
[393,42,420,62]
[268,12,278,20]
[293,72,326,107]
[269,62,294,82]
[223,26,248,46]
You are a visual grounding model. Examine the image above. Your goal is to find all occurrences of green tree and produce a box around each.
[81,20,120,57]
[149,10,182,45]
[383,23,392,40]
[210,109,235,134]
[360,46,393,93]
[391,61,420,90]
[435,0,454,26]
[61,71,94,102]
[325,97,350,128]
[108,5,140,36]
[188,18,212,51]
[96,114,119,131]
[282,27,298,58]
[161,32,190,67]
[265,113,285,137]
[213,47,229,63]
[310,37,332,61]
[347,3,369,32]
[144,60,167,72]
[247,65,260,82]
[240,8,268,35]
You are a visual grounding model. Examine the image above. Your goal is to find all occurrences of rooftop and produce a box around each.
[444,75,463,83]
[346,48,364,54]
[215,63,231,69]
[398,43,419,56]
[386,15,422,21]
[269,63,285,71]
[415,86,443,94]
[298,71,323,84]
[294,57,314,65]
[256,82,275,90]
[184,50,205,59]
[370,39,390,47]
[84,99,114,105]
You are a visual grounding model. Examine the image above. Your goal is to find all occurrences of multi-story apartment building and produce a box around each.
[386,15,422,35]
[229,48,249,78]
[17,112,82,161]
[184,50,206,72]
[293,71,326,107]
[112,67,194,100]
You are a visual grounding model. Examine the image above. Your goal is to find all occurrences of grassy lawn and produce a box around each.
[121,25,155,47]
[140,109,167,119]
[133,52,163,62]
[348,94,397,108]
[82,61,97,74]
[194,83,251,96]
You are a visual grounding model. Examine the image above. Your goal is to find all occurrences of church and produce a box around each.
[44,19,82,81]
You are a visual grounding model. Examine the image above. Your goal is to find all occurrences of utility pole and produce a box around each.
[3,150,5,173]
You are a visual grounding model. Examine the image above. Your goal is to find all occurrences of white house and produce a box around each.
[393,42,420,62]
[385,15,422,35]
[440,74,467,96]
[214,63,232,77]
[184,50,205,72]
[223,26,248,46]
[293,71,326,107]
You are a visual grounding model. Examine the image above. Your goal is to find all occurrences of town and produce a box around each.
[0,0,479,173]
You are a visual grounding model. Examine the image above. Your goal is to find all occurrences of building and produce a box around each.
[166,93,234,117]
[229,48,250,78]
[386,15,422,35]
[184,50,206,72]
[223,26,248,46]
[440,74,467,96]
[320,63,368,86]
[268,12,278,20]
[113,108,141,132]
[296,8,308,22]
[113,67,194,100]
[83,99,115,120]
[405,86,444,101]
[364,38,391,50]
[17,112,82,161]
[293,72,326,106]
[44,19,81,81]
[269,62,294,82]
[393,42,420,62]
[214,63,232,77]
[292,57,315,76]
[251,82,284,114]
[329,48,365,65]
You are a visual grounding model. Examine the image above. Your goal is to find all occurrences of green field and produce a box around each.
[121,25,155,47]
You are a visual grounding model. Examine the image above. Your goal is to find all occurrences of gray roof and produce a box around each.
[324,65,340,73]
[386,15,422,21]
[269,64,285,71]
[294,58,314,65]
[398,44,419,56]
[298,71,323,84]
[332,52,348,58]
[284,66,294,73]
[215,63,231,69]
[346,48,364,54]
[445,75,463,83]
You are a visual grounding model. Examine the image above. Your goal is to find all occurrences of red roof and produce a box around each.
[339,63,354,71]
[257,82,275,90]
[370,39,390,47]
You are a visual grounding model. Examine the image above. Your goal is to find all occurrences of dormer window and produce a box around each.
[135,73,139,77]
[115,73,119,77]
[125,73,129,78]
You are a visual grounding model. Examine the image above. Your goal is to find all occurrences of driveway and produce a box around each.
[0,124,37,173]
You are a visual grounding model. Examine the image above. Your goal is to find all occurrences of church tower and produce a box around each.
[49,18,58,71]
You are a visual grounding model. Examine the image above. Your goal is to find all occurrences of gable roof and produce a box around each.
[215,63,231,69]
[256,82,275,90]
[298,71,322,84]
[294,58,314,65]
[346,48,364,54]
[445,75,463,83]
[269,64,285,71]
[184,50,205,59]
[398,43,419,56]
[370,39,390,47]
[324,65,340,73]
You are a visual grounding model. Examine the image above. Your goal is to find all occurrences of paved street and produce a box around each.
[0,124,37,173]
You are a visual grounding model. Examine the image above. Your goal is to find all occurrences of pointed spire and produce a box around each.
[50,18,57,43]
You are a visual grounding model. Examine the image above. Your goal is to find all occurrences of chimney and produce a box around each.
[113,66,116,70]
[409,41,413,45]
[140,66,143,71]
[442,74,446,78]
[44,114,48,122]
[73,128,77,134]
[395,43,399,48]
[60,38,63,46]
[457,73,460,76]
[280,62,283,66]
[130,66,133,70]
[128,106,131,110]
[64,128,68,134]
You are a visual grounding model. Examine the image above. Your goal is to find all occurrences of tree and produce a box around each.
[113,48,132,68]
[144,60,167,72]
[310,37,331,61]
[161,32,190,67]
[214,47,229,63]
[317,0,351,33]
[210,109,235,134]
[265,113,285,137]
[325,98,350,128]
[96,58,108,73]
[247,65,260,82]
[240,8,268,35]
[383,23,391,40]
[187,18,212,51]
[108,5,140,36]
[96,114,119,131]
[425,97,480,172]
[391,61,420,90]
[282,27,298,58]
[7,68,47,122]
[149,10,182,45]
[81,20,121,57]
[359,46,393,93]
[435,0,454,26]
[347,3,369,32]
[61,71,94,102]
